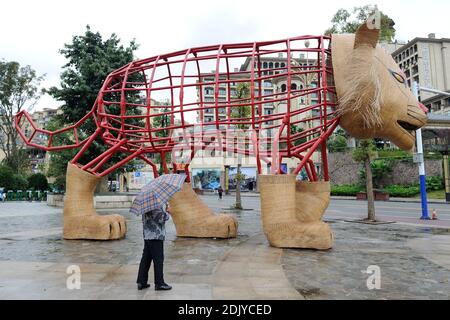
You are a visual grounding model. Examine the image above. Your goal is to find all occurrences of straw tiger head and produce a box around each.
[331,20,428,150]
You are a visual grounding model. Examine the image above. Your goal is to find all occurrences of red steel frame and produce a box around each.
[15,35,339,182]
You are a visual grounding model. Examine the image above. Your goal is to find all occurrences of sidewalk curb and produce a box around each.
[201,193,447,203]
[330,196,447,205]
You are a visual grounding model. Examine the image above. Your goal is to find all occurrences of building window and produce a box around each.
[205,87,214,95]
[291,83,297,90]
[281,84,287,92]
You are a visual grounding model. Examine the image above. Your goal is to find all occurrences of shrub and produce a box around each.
[331,184,363,196]
[0,165,36,191]
[27,173,49,191]
[0,165,15,190]
[359,159,393,188]
[426,176,444,191]
[383,185,420,197]
[12,174,28,191]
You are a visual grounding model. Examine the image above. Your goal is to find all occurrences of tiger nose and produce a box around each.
[419,103,429,114]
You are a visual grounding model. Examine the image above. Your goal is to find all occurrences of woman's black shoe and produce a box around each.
[155,283,172,291]
[137,283,150,290]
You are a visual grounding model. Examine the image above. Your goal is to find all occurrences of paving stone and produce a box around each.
[1,199,449,299]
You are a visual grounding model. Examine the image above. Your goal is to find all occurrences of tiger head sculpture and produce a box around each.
[332,21,428,150]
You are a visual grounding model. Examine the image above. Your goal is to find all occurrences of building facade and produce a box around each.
[190,53,325,191]
[392,34,450,114]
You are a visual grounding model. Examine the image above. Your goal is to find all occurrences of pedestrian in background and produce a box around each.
[217,186,223,200]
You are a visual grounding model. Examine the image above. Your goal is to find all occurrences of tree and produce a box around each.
[352,139,378,221]
[325,5,396,42]
[27,173,49,190]
[0,165,28,191]
[46,26,142,188]
[328,5,394,221]
[152,101,171,175]
[290,124,307,147]
[327,128,348,153]
[0,60,43,172]
[230,82,252,210]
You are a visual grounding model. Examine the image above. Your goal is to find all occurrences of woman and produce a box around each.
[136,203,172,291]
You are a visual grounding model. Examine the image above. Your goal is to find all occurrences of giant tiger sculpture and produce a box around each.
[16,20,427,249]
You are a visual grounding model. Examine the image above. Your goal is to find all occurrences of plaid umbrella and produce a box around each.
[130,174,186,216]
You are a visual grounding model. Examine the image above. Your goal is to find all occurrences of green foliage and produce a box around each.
[231,82,251,130]
[381,176,443,198]
[0,165,28,190]
[47,26,138,124]
[359,159,393,188]
[0,60,43,173]
[27,173,49,190]
[426,176,444,191]
[45,26,141,186]
[377,148,411,159]
[333,176,445,198]
[331,184,363,196]
[1,149,31,174]
[45,118,78,190]
[12,174,28,191]
[383,185,420,197]
[290,124,307,146]
[152,102,172,174]
[325,5,396,42]
[352,139,378,162]
[0,165,14,189]
[327,129,348,153]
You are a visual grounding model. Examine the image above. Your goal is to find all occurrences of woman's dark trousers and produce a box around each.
[137,240,164,285]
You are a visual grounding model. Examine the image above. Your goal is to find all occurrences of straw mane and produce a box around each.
[336,46,382,128]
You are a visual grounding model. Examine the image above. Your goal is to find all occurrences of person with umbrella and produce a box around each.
[131,174,186,291]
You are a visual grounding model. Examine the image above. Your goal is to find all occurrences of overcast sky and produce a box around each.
[1,0,448,113]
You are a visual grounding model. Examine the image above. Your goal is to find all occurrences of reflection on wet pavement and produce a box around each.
[0,197,449,299]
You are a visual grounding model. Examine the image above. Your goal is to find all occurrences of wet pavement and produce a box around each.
[0,196,449,299]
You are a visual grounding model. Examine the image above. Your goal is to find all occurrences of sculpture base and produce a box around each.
[169,183,238,238]
[63,163,127,240]
[259,175,333,250]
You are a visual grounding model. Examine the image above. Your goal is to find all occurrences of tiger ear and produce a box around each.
[354,19,380,49]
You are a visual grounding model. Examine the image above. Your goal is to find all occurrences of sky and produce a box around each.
[1,0,448,115]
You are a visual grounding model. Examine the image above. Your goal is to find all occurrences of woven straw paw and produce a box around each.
[63,214,127,240]
[265,221,333,250]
